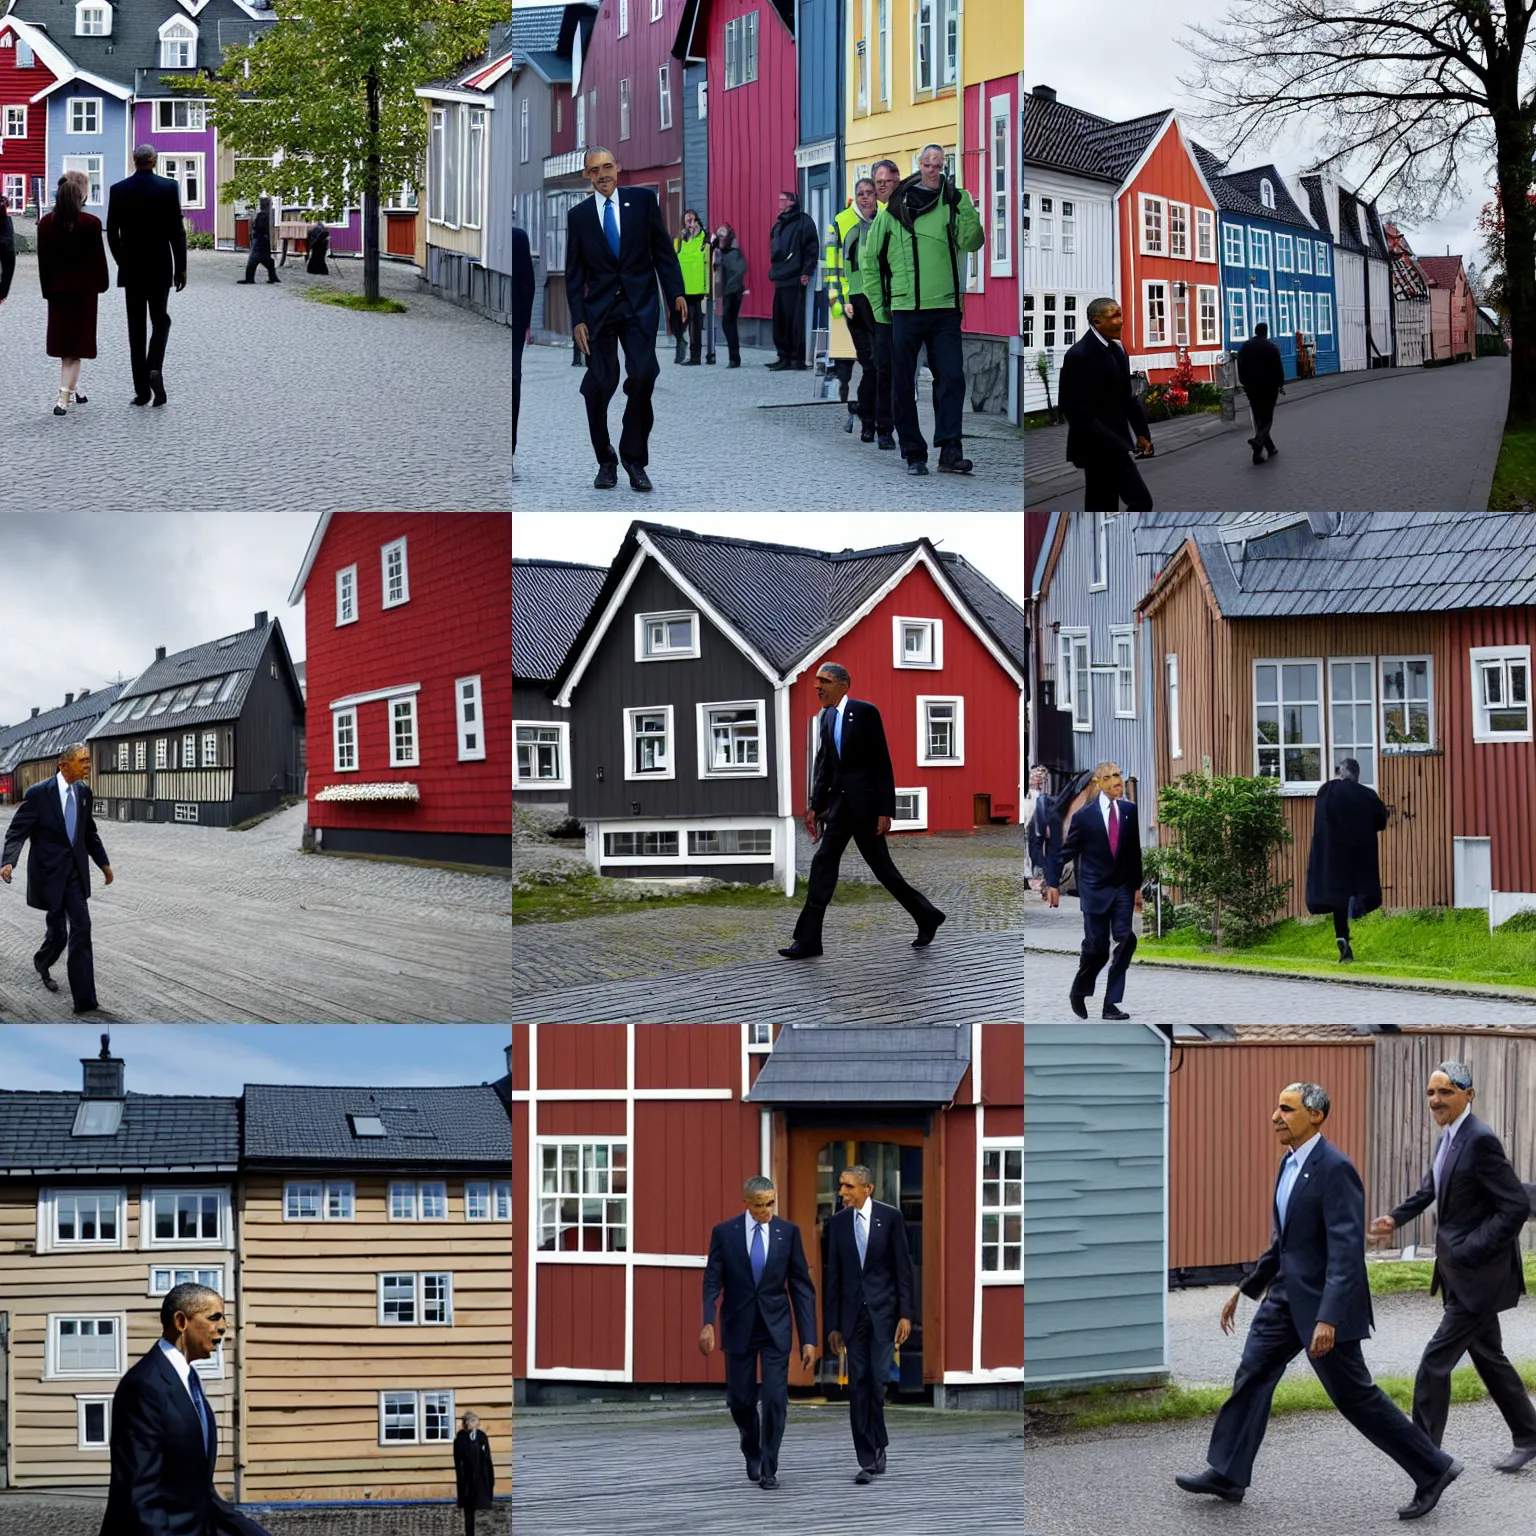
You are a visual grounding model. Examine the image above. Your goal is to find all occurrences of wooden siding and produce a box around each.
[796,0,840,146]
[234,634,303,798]
[239,1174,509,1501]
[1218,212,1341,379]
[979,1023,1023,1104]
[536,1024,628,1091]
[584,0,684,206]
[0,24,57,203]
[941,1100,977,1377]
[960,76,1019,341]
[980,1284,1023,1370]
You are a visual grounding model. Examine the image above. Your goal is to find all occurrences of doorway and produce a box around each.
[973,793,992,826]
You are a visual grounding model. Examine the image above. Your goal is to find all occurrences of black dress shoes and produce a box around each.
[1495,1444,1536,1473]
[855,1468,875,1485]
[1102,1005,1130,1020]
[621,460,653,493]
[1069,993,1088,1019]
[1399,1459,1461,1519]
[861,424,876,442]
[594,459,619,490]
[131,392,151,406]
[778,942,824,960]
[766,360,789,370]
[36,964,59,993]
[937,447,974,474]
[906,458,929,475]
[148,370,167,406]
[912,911,946,947]
[1175,1468,1244,1503]
[877,432,896,449]
[758,1474,779,1490]
[1337,937,1354,961]
[746,1460,761,1482]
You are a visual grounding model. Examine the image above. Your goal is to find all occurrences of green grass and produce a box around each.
[1488,426,1536,509]
[1369,1253,1536,1295]
[303,290,407,313]
[1139,907,1536,990]
[511,873,893,925]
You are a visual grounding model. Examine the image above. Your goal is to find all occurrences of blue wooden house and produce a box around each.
[1193,144,1339,379]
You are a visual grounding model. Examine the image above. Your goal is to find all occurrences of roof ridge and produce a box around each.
[637,521,926,564]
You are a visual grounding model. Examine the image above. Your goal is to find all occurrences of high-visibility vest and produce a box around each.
[673,230,710,296]
[825,203,862,318]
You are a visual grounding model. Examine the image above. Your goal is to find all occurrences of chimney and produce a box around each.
[81,1034,125,1099]
[30,706,39,718]
[64,693,74,707]
[78,687,90,700]
[155,646,166,662]
[254,610,269,629]
[1031,84,1057,103]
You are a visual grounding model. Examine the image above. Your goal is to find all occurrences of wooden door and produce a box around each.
[973,793,991,827]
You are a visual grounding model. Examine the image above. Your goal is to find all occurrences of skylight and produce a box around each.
[350,1114,387,1137]
[72,1100,124,1137]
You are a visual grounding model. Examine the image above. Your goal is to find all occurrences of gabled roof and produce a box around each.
[935,552,1026,671]
[1022,87,1167,184]
[1384,222,1431,300]
[746,1025,971,1105]
[1190,144,1315,228]
[0,683,125,773]
[243,1084,511,1166]
[0,1090,240,1173]
[1416,254,1466,290]
[672,0,793,65]
[1296,175,1333,239]
[513,558,607,682]
[510,2,570,53]
[515,48,569,83]
[418,21,515,98]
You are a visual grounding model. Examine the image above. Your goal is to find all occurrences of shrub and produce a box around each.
[186,231,216,250]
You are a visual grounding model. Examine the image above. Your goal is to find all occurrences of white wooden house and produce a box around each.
[1293,173,1393,373]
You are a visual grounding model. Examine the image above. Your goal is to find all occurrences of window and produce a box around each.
[1259,177,1275,209]
[3,106,26,138]
[390,696,418,767]
[336,564,357,625]
[78,1396,113,1449]
[890,786,928,831]
[1195,206,1214,263]
[1227,287,1248,341]
[878,0,888,100]
[381,537,409,607]
[160,18,195,68]
[1061,200,1076,255]
[159,154,203,209]
[67,98,101,135]
[1328,659,1377,784]
[192,679,220,709]
[380,1389,455,1445]
[624,704,674,779]
[76,2,110,36]
[636,610,699,660]
[1276,289,1293,338]
[1197,285,1220,345]
[333,707,358,772]
[155,99,206,131]
[650,0,663,16]
[1021,193,1031,249]
[1254,659,1324,789]
[1139,193,1164,255]
[429,107,447,222]
[618,0,629,34]
[1297,237,1312,275]
[514,721,568,788]
[1223,222,1244,266]
[539,1141,628,1250]
[149,1264,224,1297]
[1089,510,1108,589]
[51,1189,123,1249]
[858,0,872,111]
[893,616,942,667]
[14,42,32,68]
[1143,280,1167,346]
[466,1181,512,1221]
[284,1180,354,1221]
[116,741,130,771]
[456,675,486,762]
[1168,200,1189,259]
[1380,656,1432,749]
[1068,630,1091,731]
[980,1146,1023,1279]
[174,802,198,823]
[420,1183,447,1220]
[1166,654,1182,758]
[146,1188,225,1248]
[619,77,631,140]
[465,109,485,228]
[1062,293,1079,345]
[698,700,765,777]
[134,740,147,771]
[723,11,759,89]
[1173,283,1189,347]
[1275,232,1293,272]
[1251,286,1271,331]
[3,174,24,211]
[1298,289,1315,337]
[989,97,1011,273]
[603,829,681,859]
[1316,293,1333,335]
[154,738,168,769]
[915,0,934,90]
[150,690,174,716]
[1248,227,1270,268]
[1041,291,1056,347]
[1111,627,1136,718]
[379,1272,453,1326]
[1315,240,1330,276]
[48,1315,124,1378]
[519,96,529,163]
[917,696,964,764]
[687,827,773,856]
[939,0,958,84]
[659,64,672,131]
[388,1182,448,1222]
[217,672,240,705]
[1471,646,1532,742]
[196,731,216,768]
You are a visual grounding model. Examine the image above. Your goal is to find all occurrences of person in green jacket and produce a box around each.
[867,144,985,475]
[672,209,711,365]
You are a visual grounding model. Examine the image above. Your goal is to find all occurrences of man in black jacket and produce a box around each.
[1236,320,1286,463]
[767,190,818,370]
[779,663,945,958]
[1305,757,1389,961]
[105,144,187,407]
[1371,1062,1536,1468]
[1057,296,1153,511]
[512,223,535,472]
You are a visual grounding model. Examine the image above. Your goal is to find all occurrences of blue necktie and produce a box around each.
[187,1366,212,1462]
[1276,1154,1300,1229]
[750,1220,765,1285]
[603,196,619,258]
[833,705,843,757]
[64,782,77,844]
[856,1209,868,1267]
[1433,1130,1456,1199]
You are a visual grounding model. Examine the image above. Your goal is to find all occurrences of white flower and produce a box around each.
[314,781,421,803]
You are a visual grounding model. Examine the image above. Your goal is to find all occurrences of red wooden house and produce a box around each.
[512,1023,1023,1408]
[1417,254,1476,364]
[288,512,511,870]
[961,74,1020,371]
[0,14,62,216]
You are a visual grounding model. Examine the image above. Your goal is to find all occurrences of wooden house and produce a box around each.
[547,521,1025,891]
[512,1023,1022,1409]
[513,558,606,808]
[0,1039,241,1492]
[1292,173,1393,372]
[1134,511,1536,929]
[0,11,64,216]
[1384,222,1430,368]
[288,512,511,871]
[1417,254,1476,364]
[86,613,304,829]
[792,0,841,358]
[238,1082,511,1502]
[0,685,124,805]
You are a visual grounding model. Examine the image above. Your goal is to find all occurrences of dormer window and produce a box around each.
[1259,177,1275,209]
[76,3,110,36]
[160,17,196,69]
[635,610,700,661]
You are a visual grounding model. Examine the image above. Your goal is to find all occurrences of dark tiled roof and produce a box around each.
[513,559,607,682]
[511,3,569,52]
[746,1025,971,1104]
[936,552,1026,671]
[1416,255,1466,289]
[0,1091,240,1172]
[0,683,125,773]
[1297,176,1333,239]
[1022,90,1165,183]
[243,1084,511,1166]
[515,48,570,82]
[1191,145,1316,229]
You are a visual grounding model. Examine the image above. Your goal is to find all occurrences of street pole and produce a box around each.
[363,67,382,304]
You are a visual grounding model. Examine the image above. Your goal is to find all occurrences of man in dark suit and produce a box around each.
[106,144,187,407]
[1306,756,1390,962]
[512,223,535,476]
[565,145,688,493]
[1236,320,1286,463]
[102,1283,270,1536]
[1371,1061,1536,1467]
[779,663,945,959]
[1043,760,1142,1019]
[700,1177,819,1490]
[1177,1083,1461,1520]
[825,1164,915,1485]
[1057,296,1154,512]
[1,742,113,1014]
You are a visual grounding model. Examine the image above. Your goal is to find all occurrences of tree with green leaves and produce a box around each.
[192,0,506,303]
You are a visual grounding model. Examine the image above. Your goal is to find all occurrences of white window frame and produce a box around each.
[379,1389,455,1446]
[1254,657,1326,793]
[916,695,965,765]
[1315,240,1330,276]
[141,1186,231,1251]
[158,153,204,210]
[1067,631,1091,733]
[624,704,676,781]
[979,1141,1024,1283]
[1228,287,1248,342]
[634,609,700,661]
[892,615,943,668]
[1166,653,1182,759]
[1470,644,1533,743]
[155,738,168,770]
[890,785,928,831]
[599,820,776,866]
[1195,206,1214,263]
[201,731,217,768]
[154,98,206,132]
[696,699,768,779]
[988,94,1011,276]
[1316,292,1333,335]
[1248,226,1270,268]
[66,97,101,136]
[387,1181,449,1223]
[650,0,663,17]
[1298,289,1315,337]
[658,64,672,132]
[1167,199,1189,260]
[1111,626,1136,719]
[1380,655,1435,752]
[1297,237,1312,275]
[538,1137,629,1250]
[465,1180,512,1221]
[117,741,129,771]
[46,1313,127,1380]
[1222,221,1244,267]
[1275,232,1294,272]
[76,1394,113,1450]
[514,719,570,790]
[62,153,104,206]
[1250,286,1271,332]
[332,706,359,773]
[1089,510,1109,591]
[1326,656,1378,787]
[134,739,147,771]
[1196,284,1220,345]
[1138,192,1164,255]
[1142,279,1168,347]
[158,16,196,69]
[390,695,418,768]
[3,105,27,139]
[39,1188,126,1253]
[456,674,487,762]
[1055,627,1084,714]
[147,1262,226,1298]
[1276,289,1294,339]
[75,1,110,37]
[618,0,629,35]
[381,536,410,608]
[618,77,631,141]
[283,1180,355,1221]
[336,564,357,626]
[378,1271,454,1327]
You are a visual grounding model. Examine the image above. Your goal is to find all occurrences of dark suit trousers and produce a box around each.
[1073,887,1137,1007]
[847,1305,896,1468]
[772,283,807,365]
[36,863,95,1008]
[792,814,941,946]
[1414,1291,1536,1448]
[123,284,172,393]
[512,335,524,457]
[1208,1283,1451,1489]
[1082,450,1153,513]
[725,1320,789,1475]
[580,299,660,466]
[244,246,278,282]
[1248,392,1279,450]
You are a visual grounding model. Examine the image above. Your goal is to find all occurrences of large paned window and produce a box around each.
[515,722,568,787]
[1471,645,1532,742]
[49,1315,124,1378]
[917,696,964,763]
[539,1140,628,1251]
[624,705,674,779]
[1254,659,1324,790]
[1380,656,1432,749]
[1111,627,1136,718]
[980,1145,1023,1279]
[380,1389,454,1444]
[1328,658,1376,784]
[698,701,764,776]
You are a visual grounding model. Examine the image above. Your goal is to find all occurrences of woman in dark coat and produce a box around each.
[1305,757,1389,961]
[36,170,109,415]
[305,218,330,275]
[453,1410,495,1534]
[712,223,749,367]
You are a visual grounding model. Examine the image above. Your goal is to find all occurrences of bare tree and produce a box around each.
[1181,1,1536,426]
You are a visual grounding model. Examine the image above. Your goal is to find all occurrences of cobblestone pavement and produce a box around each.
[0,1496,506,1535]
[514,1404,1022,1534]
[1026,357,1507,512]
[0,801,511,1022]
[515,339,1023,510]
[0,251,511,512]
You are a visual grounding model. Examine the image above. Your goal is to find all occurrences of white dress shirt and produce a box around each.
[744,1212,771,1265]
[1434,1102,1473,1193]
[592,188,621,243]
[1276,1131,1323,1227]
[156,1337,200,1408]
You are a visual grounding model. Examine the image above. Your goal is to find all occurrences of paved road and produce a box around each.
[0,1498,503,1536]
[515,339,1023,510]
[1026,358,1507,512]
[0,251,511,512]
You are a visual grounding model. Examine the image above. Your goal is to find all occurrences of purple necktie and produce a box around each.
[1108,802,1120,858]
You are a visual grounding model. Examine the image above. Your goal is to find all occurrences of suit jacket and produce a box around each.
[106,169,187,290]
[824,1199,915,1341]
[1236,335,1285,400]
[1240,1136,1375,1344]
[564,186,684,335]
[1043,797,1142,915]
[1305,777,1388,916]
[1389,1113,1531,1316]
[453,1427,496,1511]
[101,1345,269,1536]
[512,225,535,341]
[2,777,109,912]
[1058,331,1150,469]
[809,699,897,823]
[702,1214,818,1355]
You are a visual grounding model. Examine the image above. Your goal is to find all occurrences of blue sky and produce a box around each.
[0,1024,510,1096]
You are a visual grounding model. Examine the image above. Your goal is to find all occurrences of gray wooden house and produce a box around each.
[1024,1022,1169,1391]
[0,685,124,805]
[86,613,306,828]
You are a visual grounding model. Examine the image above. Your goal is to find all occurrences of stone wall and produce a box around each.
[964,336,1009,415]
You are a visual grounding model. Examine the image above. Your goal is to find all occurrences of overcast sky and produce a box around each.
[511,512,1026,604]
[1029,0,1494,271]
[0,514,317,731]
[0,1023,511,1095]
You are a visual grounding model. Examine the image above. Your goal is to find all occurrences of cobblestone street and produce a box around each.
[0,252,511,511]
[514,339,1023,510]
[0,802,510,1022]
[0,1496,507,1536]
